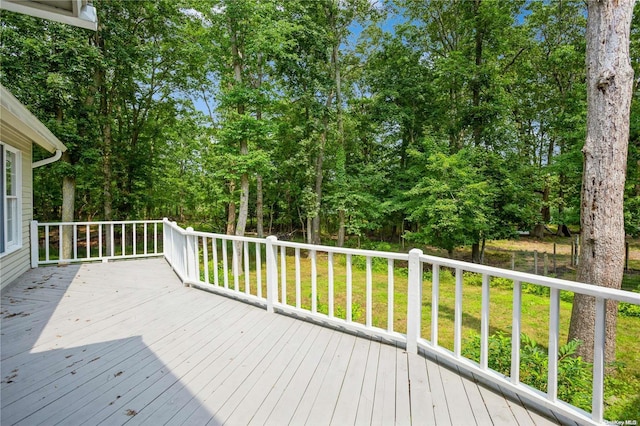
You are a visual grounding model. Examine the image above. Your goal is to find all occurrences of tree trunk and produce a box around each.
[92,28,114,252]
[337,209,345,247]
[332,17,346,248]
[472,0,484,147]
[96,36,114,248]
[54,103,75,262]
[61,152,75,262]
[311,90,334,245]
[311,150,323,245]
[532,223,545,239]
[256,174,264,238]
[231,23,248,238]
[226,181,236,235]
[471,242,481,263]
[236,171,249,237]
[235,171,249,273]
[229,17,249,274]
[568,0,635,363]
[234,177,248,276]
[254,52,265,239]
[541,184,551,223]
[102,119,114,253]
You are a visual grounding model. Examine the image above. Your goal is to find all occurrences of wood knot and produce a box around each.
[597,69,615,91]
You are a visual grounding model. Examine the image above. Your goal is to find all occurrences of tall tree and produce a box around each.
[568,0,636,362]
[515,1,586,237]
[625,4,640,238]
[0,11,102,254]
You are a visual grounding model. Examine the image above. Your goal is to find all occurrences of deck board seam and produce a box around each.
[101,306,278,425]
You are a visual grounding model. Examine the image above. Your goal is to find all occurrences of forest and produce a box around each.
[1,0,639,257]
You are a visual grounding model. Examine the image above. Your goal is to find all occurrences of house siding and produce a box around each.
[0,131,33,292]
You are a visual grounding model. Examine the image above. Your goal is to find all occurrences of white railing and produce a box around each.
[30,220,164,266]
[408,250,640,426]
[26,218,639,424]
[161,219,640,425]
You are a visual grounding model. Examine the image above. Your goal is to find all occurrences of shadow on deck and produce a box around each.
[1,258,561,425]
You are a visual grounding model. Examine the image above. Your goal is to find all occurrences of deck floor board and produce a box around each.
[1,259,559,425]
[353,339,380,426]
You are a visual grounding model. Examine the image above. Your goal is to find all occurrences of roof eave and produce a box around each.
[0,0,97,31]
[0,85,68,153]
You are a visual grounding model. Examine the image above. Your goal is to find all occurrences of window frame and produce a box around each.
[0,142,22,256]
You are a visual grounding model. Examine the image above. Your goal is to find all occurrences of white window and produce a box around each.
[1,143,21,255]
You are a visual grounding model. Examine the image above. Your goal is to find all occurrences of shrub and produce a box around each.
[462,332,592,410]
[464,272,483,286]
[522,283,550,296]
[619,302,640,318]
[604,362,640,421]
[491,277,513,289]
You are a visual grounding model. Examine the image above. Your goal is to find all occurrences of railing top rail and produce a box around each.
[273,239,410,261]
[164,219,410,260]
[35,220,164,226]
[188,230,267,244]
[420,253,640,304]
[162,221,262,244]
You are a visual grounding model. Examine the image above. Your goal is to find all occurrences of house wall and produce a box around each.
[0,125,33,292]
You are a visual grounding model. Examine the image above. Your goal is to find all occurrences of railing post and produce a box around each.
[406,248,423,354]
[175,221,184,278]
[511,281,522,384]
[481,274,490,370]
[185,226,196,286]
[265,236,278,313]
[162,218,170,263]
[30,220,38,268]
[592,297,606,423]
[109,223,115,258]
[431,264,440,346]
[548,288,560,402]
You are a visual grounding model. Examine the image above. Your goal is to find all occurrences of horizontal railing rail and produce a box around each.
[161,219,639,426]
[31,220,164,266]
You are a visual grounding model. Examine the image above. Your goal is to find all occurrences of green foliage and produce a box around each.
[604,362,640,422]
[4,2,639,416]
[463,332,591,410]
[2,0,638,260]
[350,255,390,273]
[624,194,640,237]
[404,147,495,253]
[491,277,513,289]
[619,302,640,318]
[316,296,362,322]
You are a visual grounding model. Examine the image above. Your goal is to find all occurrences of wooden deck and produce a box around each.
[1,258,560,425]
